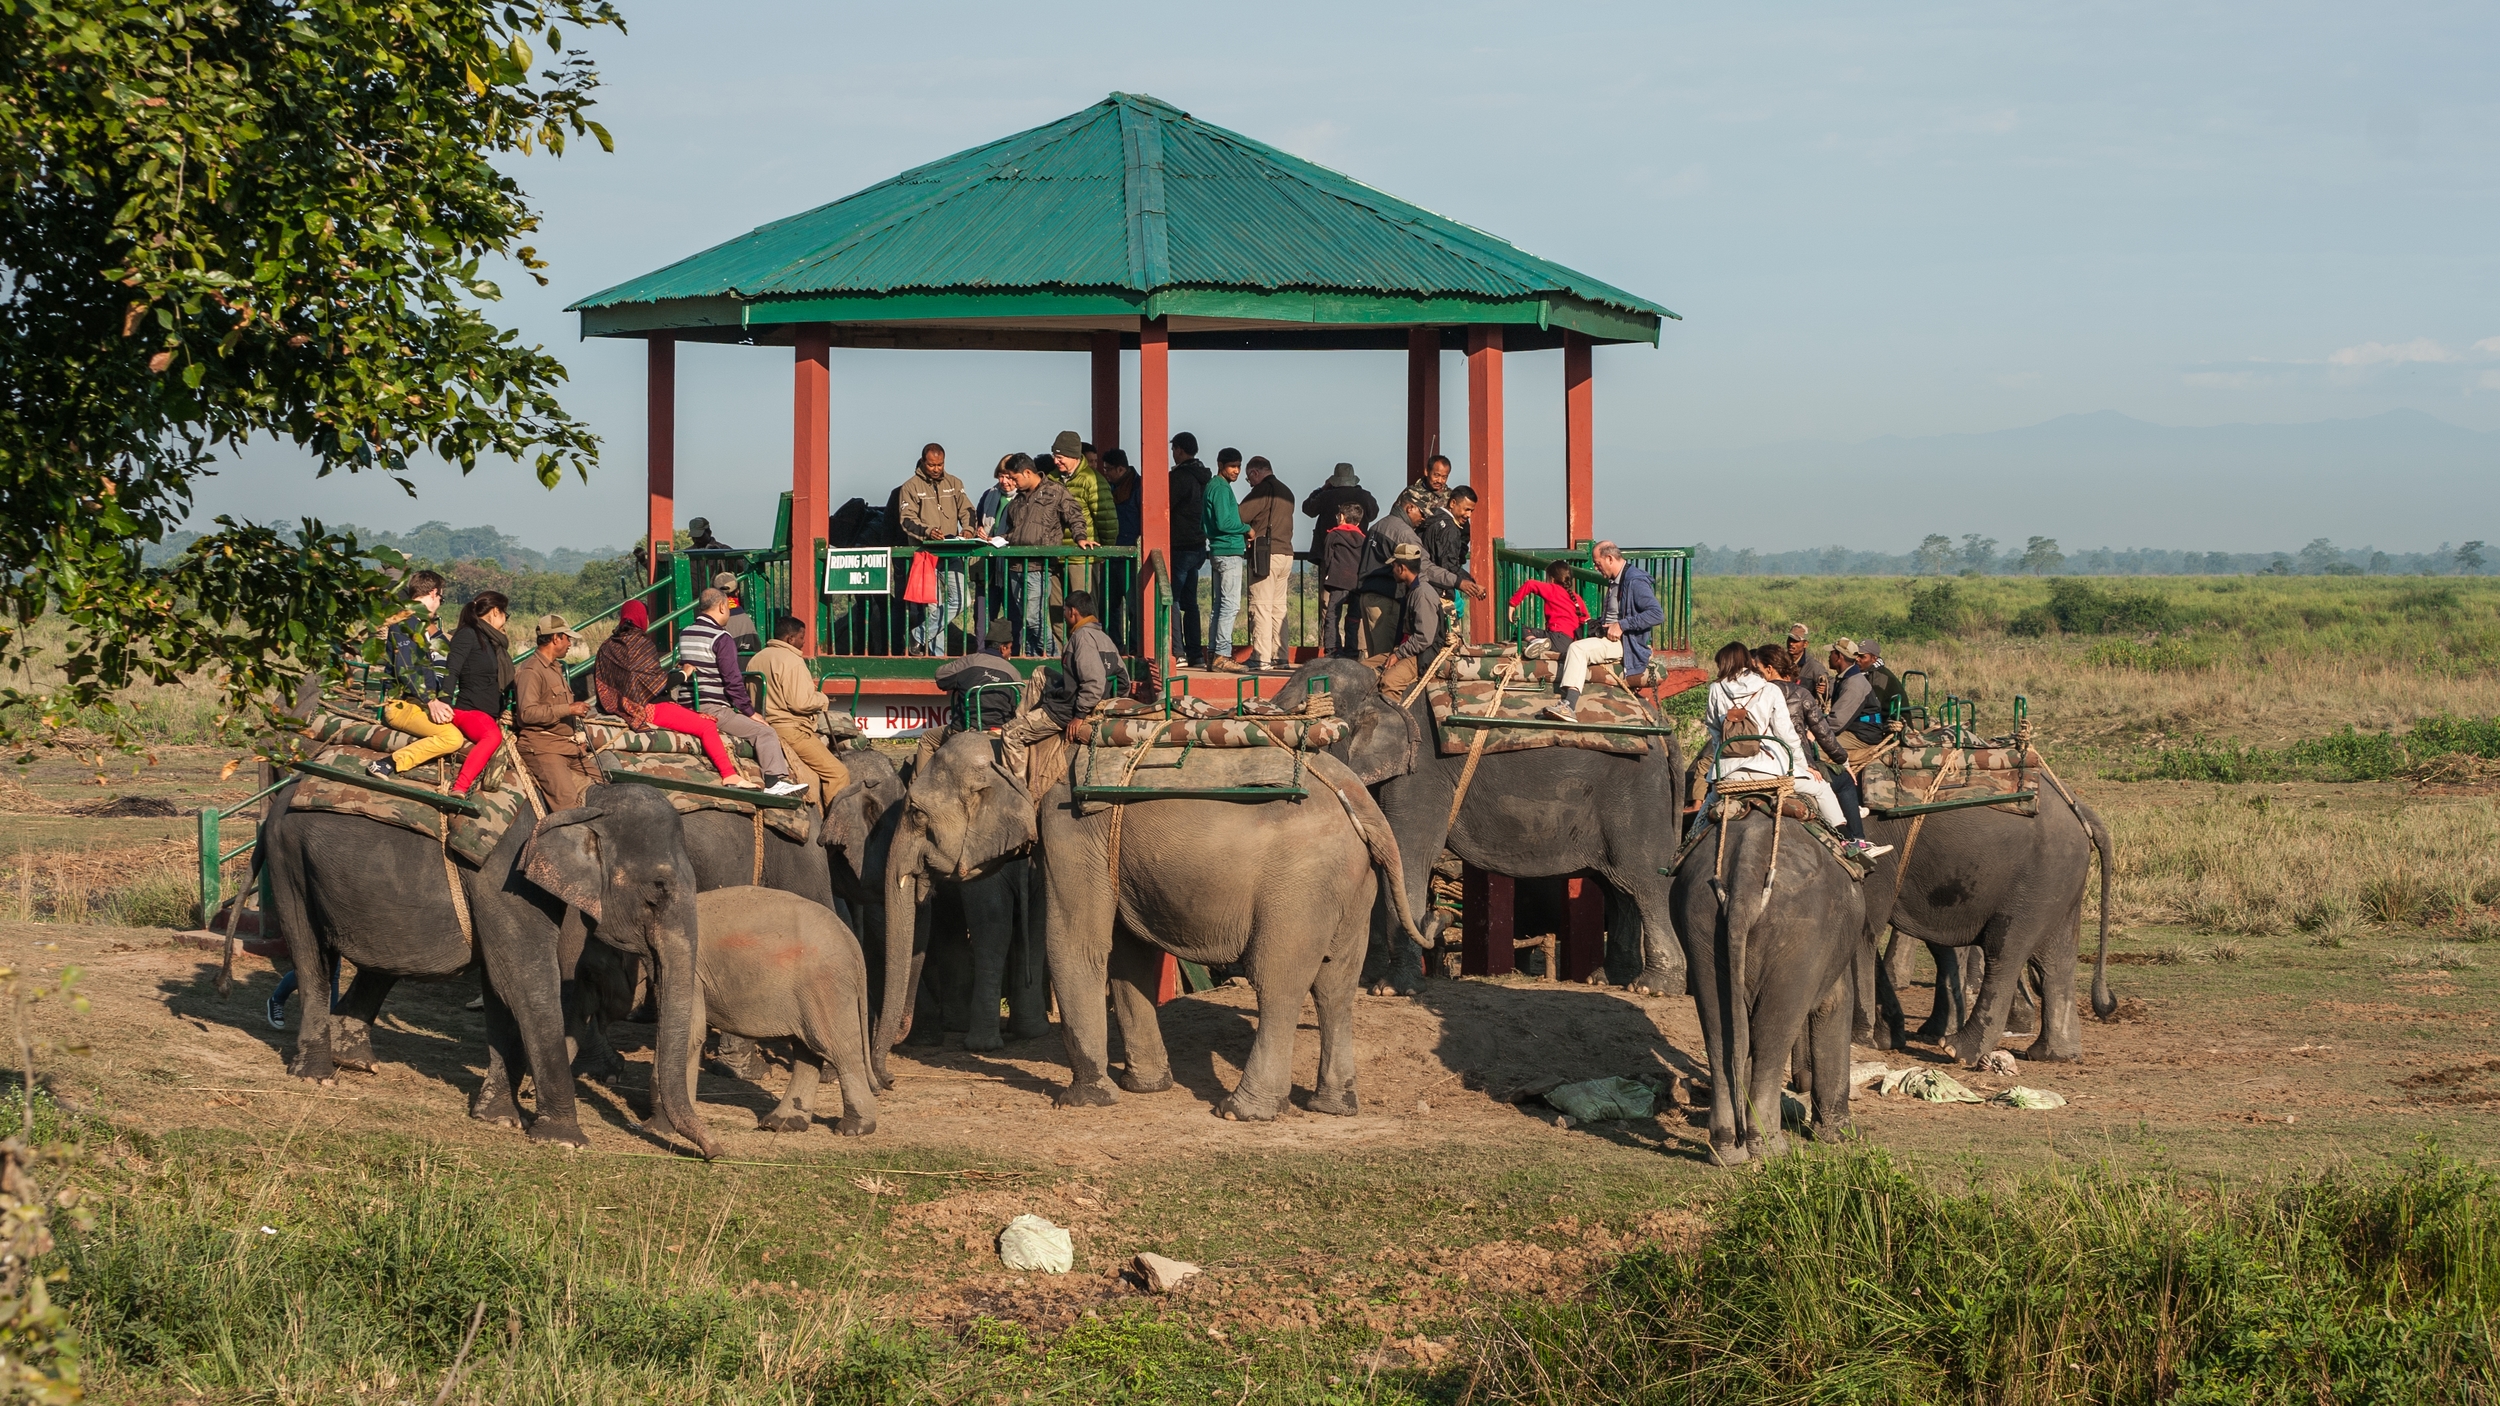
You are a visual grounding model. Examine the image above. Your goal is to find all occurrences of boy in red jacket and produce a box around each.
[1319,501,1368,656]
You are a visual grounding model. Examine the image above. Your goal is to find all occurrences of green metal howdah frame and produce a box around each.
[1491,542,1693,660]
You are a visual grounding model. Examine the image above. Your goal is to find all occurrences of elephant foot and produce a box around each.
[1626,967,1683,998]
[1215,1090,1284,1122]
[901,1026,946,1049]
[1307,1083,1359,1117]
[1808,1116,1856,1143]
[708,1051,771,1082]
[960,1028,1006,1054]
[1114,1066,1173,1094]
[1755,1130,1791,1159]
[527,1117,590,1148]
[286,1047,338,1083]
[1364,978,1416,998]
[756,1109,812,1133]
[835,1114,875,1138]
[2020,1039,2081,1064]
[1006,1021,1052,1042]
[1707,1135,1752,1167]
[1056,1080,1120,1109]
[573,1050,624,1085]
[470,1091,523,1129]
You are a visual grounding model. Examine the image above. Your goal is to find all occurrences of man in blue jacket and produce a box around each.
[1546,541,1664,721]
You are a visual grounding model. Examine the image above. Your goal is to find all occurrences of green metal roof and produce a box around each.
[571,93,1675,350]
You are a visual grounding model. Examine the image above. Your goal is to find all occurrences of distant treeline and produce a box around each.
[1692,534,2491,578]
[140,520,626,575]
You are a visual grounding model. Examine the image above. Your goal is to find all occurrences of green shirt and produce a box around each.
[1201,477,1248,557]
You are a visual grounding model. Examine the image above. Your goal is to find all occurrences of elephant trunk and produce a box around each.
[648,900,719,1160]
[877,826,927,1067]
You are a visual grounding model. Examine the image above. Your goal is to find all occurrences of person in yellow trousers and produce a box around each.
[371,570,467,780]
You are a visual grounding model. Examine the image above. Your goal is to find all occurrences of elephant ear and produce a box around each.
[1340,693,1420,786]
[522,805,608,922]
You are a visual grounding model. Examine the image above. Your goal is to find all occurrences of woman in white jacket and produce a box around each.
[1702,641,1885,862]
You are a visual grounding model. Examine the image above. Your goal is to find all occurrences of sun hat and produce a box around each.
[535,613,572,640]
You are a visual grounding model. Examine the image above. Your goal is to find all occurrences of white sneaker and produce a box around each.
[764,779,808,798]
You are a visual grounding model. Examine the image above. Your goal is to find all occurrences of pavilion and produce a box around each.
[570,91,1678,655]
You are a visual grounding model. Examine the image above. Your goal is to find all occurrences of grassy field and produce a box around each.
[2,574,2496,1402]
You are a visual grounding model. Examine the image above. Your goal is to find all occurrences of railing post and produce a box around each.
[197,806,221,927]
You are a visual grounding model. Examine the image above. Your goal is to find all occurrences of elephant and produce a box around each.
[259,783,718,1157]
[694,886,880,1135]
[1274,658,1687,997]
[904,856,1051,1054]
[1858,791,2117,1066]
[1668,803,1866,1164]
[887,729,1422,1120]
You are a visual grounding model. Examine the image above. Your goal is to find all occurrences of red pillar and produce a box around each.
[1091,331,1122,454]
[791,326,830,656]
[1138,319,1171,571]
[1564,331,1594,547]
[646,336,675,585]
[1461,867,1517,977]
[1559,874,1607,983]
[1406,326,1441,485]
[1465,326,1505,643]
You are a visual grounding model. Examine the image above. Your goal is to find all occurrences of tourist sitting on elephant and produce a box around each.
[934,617,1024,730]
[1506,558,1589,656]
[1000,589,1121,774]
[371,569,465,783]
[1368,544,1443,699]
[681,589,808,798]
[1546,542,1664,721]
[1703,641,1886,864]
[754,613,850,808]
[1753,644,1871,846]
[1827,637,1902,760]
[369,591,511,796]
[1350,488,1459,658]
[514,612,598,810]
[593,599,758,790]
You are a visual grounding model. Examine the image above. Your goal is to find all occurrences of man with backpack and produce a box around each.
[1317,501,1367,655]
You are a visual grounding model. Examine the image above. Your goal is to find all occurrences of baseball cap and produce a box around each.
[535,613,573,640]
[1788,622,1810,641]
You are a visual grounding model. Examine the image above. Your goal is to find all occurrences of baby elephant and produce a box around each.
[696,887,880,1137]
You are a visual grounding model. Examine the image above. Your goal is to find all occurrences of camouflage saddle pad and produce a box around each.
[596,750,814,843]
[1860,734,2044,816]
[1442,645,1562,685]
[1075,712,1348,750]
[286,744,526,866]
[1423,678,1654,757]
[579,715,761,761]
[1069,742,1313,802]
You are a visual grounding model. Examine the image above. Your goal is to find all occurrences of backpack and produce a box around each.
[1721,687,1763,759]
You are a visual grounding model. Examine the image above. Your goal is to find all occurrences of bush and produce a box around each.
[1453,1146,2500,1404]
[2007,603,2059,637]
[1902,581,1967,638]
[2045,578,2178,634]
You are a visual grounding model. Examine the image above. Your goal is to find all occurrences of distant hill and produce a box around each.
[1658,409,2497,558]
[139,521,626,573]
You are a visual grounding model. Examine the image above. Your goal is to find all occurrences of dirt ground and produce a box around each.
[7,743,2498,1357]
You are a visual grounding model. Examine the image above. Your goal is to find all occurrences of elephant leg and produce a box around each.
[2007,956,2043,1038]
[959,871,1018,1054]
[1806,972,1855,1140]
[1368,827,1445,998]
[1221,940,1330,1123]
[268,855,339,1084]
[1004,860,1051,1040]
[819,1033,880,1138]
[475,917,585,1147]
[1851,930,1879,1045]
[1743,971,1825,1163]
[2024,902,2088,1062]
[1307,883,1370,1117]
[1108,922,1174,1094]
[1949,918,2023,1068]
[329,967,397,1072]
[1910,940,1950,1040]
[1953,945,1986,1037]
[1044,855,1121,1109]
[1871,930,1912,1050]
[1608,865,1685,997]
[1786,1029,1812,1095]
[472,970,527,1130]
[1685,908,1747,1165]
[708,1031,772,1080]
[758,1048,818,1133]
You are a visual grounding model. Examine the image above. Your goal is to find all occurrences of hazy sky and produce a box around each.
[188,1,2500,554]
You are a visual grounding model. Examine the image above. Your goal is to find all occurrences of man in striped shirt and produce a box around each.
[682,589,807,797]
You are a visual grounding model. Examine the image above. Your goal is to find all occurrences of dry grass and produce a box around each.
[2086,784,2500,938]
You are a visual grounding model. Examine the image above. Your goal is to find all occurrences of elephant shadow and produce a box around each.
[157,960,486,1091]
[1409,978,1715,1157]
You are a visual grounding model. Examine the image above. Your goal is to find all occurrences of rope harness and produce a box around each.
[1441,658,1521,839]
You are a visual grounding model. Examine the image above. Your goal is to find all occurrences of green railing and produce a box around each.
[1491,539,1694,659]
[198,774,288,929]
[812,542,1145,662]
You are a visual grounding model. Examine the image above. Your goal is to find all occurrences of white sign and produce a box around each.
[822,547,891,595]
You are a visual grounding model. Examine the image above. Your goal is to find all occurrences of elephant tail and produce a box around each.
[1323,770,1427,947]
[2082,803,2118,1020]
[1713,818,1780,1142]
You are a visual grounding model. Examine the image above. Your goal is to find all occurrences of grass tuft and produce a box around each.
[1451,1145,2500,1404]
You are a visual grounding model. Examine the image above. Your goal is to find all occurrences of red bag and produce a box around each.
[902,548,939,605]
